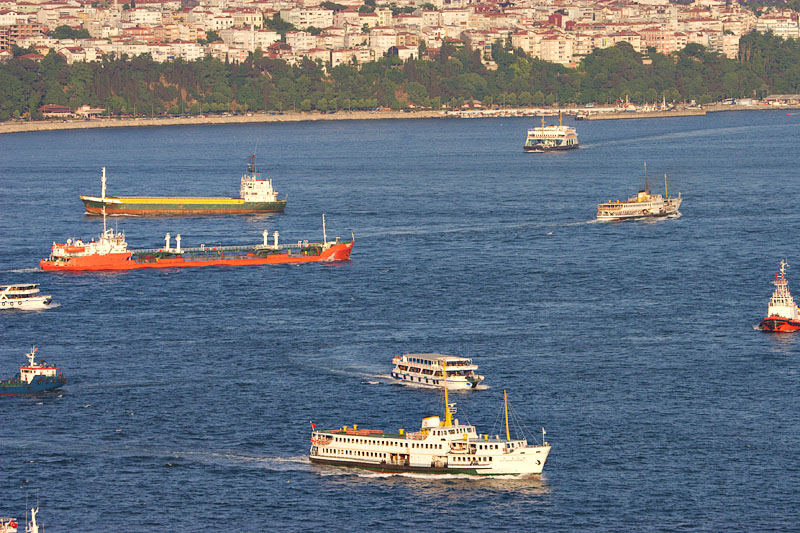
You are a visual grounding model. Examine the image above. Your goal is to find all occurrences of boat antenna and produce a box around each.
[443,360,453,427]
[643,162,648,194]
[504,389,510,441]
[541,114,544,129]
[664,173,668,198]
[101,167,107,234]
[559,111,562,126]
[322,214,327,245]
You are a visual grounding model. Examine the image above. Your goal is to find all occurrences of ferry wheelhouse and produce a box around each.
[0,284,52,311]
[523,115,579,152]
[309,364,550,476]
[596,164,681,221]
[390,353,484,390]
[760,260,800,332]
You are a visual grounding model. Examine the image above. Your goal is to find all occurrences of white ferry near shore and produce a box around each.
[596,164,681,221]
[0,284,53,311]
[309,364,550,476]
[523,114,579,152]
[390,353,484,390]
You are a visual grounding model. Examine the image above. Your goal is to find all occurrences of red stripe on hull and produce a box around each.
[40,243,353,272]
[760,316,800,332]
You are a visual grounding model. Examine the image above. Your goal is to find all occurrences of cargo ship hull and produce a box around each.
[81,196,286,216]
[40,242,353,272]
[0,375,66,396]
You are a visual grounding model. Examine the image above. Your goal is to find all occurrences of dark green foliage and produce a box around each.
[320,1,347,11]
[264,14,296,39]
[50,25,91,40]
[0,32,798,121]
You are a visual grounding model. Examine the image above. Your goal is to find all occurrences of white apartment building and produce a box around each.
[122,8,162,25]
[279,7,333,29]
[285,30,316,51]
[368,27,397,55]
[756,15,799,39]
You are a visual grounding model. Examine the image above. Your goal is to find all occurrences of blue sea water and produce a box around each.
[1,110,799,531]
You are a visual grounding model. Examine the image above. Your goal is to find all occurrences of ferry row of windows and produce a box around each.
[393,373,441,384]
[325,449,388,458]
[431,428,471,436]
[452,456,493,462]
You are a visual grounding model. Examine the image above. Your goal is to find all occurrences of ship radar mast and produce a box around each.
[25,346,38,367]
[643,162,649,194]
[442,360,453,427]
[504,389,510,441]
[101,167,107,235]
[248,153,257,174]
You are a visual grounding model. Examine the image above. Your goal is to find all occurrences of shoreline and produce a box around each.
[0,104,796,135]
[0,109,446,135]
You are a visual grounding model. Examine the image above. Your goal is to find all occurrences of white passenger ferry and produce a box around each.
[523,114,579,152]
[309,364,550,476]
[596,164,681,221]
[0,284,52,311]
[390,353,484,390]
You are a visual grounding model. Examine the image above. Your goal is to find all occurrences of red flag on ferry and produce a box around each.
[9,521,18,528]
[310,421,316,429]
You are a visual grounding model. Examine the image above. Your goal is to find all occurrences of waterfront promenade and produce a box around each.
[0,104,792,135]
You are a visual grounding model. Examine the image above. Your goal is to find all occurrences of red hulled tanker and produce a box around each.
[41,214,353,272]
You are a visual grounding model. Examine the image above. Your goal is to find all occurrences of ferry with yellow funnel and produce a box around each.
[523,113,579,152]
[596,163,682,221]
[309,363,550,475]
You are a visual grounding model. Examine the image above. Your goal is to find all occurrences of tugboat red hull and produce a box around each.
[760,316,800,332]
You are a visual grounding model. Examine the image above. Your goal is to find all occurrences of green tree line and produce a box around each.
[0,31,798,121]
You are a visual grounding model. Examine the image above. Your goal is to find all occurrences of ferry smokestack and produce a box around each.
[263,229,269,246]
[175,234,181,253]
[273,230,279,247]
[165,232,171,251]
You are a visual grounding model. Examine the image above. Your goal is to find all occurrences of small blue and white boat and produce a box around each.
[0,347,66,396]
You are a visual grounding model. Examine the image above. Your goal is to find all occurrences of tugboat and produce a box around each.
[0,284,52,311]
[523,113,579,152]
[390,353,484,390]
[80,155,286,215]
[0,347,67,396]
[760,260,800,332]
[42,173,353,272]
[309,363,550,476]
[596,163,681,221]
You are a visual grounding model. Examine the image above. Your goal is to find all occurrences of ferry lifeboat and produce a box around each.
[760,260,800,332]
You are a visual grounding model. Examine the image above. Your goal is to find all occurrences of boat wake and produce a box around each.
[3,267,40,273]
[177,450,309,471]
